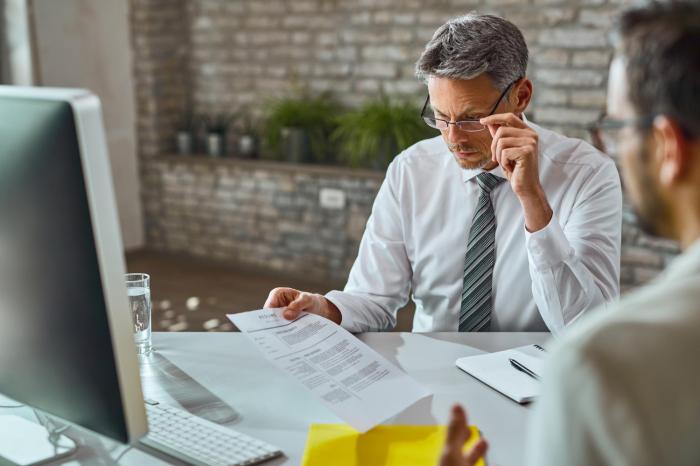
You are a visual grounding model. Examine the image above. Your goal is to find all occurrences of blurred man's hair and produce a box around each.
[616,1,700,136]
[415,13,528,91]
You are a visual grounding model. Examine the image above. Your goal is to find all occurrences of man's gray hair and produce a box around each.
[415,13,528,91]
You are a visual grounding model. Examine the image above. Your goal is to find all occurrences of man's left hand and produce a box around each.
[480,113,553,232]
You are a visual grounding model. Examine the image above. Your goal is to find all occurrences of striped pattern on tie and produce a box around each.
[459,173,505,332]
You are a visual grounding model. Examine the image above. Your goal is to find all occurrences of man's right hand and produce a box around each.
[264,287,342,324]
[439,405,489,466]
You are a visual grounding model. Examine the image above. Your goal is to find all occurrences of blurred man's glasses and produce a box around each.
[590,114,698,156]
[420,78,520,133]
[588,115,655,155]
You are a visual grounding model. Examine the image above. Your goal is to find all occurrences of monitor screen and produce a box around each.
[0,94,132,442]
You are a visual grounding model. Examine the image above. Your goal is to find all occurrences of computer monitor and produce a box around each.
[0,86,148,460]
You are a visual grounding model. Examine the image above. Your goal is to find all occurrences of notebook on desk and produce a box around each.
[455,344,547,404]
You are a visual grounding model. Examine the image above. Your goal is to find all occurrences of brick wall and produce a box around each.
[184,0,614,140]
[130,0,680,291]
[142,157,382,281]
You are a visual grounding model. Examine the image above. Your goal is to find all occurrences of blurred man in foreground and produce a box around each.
[442,1,700,464]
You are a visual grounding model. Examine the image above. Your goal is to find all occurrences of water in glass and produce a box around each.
[126,273,152,355]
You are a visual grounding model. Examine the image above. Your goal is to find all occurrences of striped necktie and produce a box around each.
[459,172,506,332]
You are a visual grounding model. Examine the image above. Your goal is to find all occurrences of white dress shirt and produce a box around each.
[526,240,700,466]
[326,118,622,333]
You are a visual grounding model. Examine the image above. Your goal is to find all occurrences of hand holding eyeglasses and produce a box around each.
[480,112,553,232]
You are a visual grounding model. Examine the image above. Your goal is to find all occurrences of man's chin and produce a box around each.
[453,153,491,170]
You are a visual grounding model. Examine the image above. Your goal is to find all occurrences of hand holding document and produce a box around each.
[227,309,430,432]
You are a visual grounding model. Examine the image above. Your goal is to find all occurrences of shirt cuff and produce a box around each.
[525,216,574,270]
[325,290,361,333]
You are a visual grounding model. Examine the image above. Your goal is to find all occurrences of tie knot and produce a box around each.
[476,173,505,194]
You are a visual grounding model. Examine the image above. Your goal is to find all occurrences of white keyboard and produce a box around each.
[141,400,283,466]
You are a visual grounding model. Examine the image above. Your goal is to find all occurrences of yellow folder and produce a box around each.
[301,424,485,466]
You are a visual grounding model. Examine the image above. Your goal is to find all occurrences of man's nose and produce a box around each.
[445,124,468,144]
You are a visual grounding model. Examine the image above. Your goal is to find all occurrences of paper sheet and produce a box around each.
[455,344,546,404]
[301,424,485,466]
[227,309,430,432]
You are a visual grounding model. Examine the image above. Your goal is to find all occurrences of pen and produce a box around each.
[509,358,540,380]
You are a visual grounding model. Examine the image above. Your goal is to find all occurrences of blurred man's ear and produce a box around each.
[511,78,533,114]
[654,115,691,188]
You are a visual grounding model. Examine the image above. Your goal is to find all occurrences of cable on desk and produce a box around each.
[113,446,134,463]
[0,404,24,408]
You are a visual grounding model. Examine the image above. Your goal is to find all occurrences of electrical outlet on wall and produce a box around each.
[319,188,346,209]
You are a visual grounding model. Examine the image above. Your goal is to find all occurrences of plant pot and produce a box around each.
[206,132,224,157]
[238,134,256,158]
[281,127,312,163]
[176,131,193,155]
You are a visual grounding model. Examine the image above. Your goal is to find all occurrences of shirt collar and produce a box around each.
[461,163,507,183]
[457,113,539,184]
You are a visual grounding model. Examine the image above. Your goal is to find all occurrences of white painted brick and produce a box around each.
[536,68,606,87]
[336,46,358,62]
[310,80,352,93]
[282,15,306,28]
[249,1,284,13]
[571,49,612,68]
[355,62,398,78]
[245,16,279,29]
[289,0,318,13]
[534,107,601,126]
[313,63,352,77]
[531,48,569,66]
[373,11,392,25]
[622,245,665,267]
[393,13,416,25]
[570,89,607,108]
[291,32,312,44]
[536,88,568,105]
[449,0,481,6]
[542,8,577,25]
[418,11,452,26]
[355,79,381,93]
[382,79,423,95]
[361,45,411,61]
[539,28,609,48]
[579,9,616,28]
[317,32,338,46]
[390,28,414,44]
[351,12,372,25]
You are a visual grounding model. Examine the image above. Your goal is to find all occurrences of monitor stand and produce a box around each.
[0,414,77,466]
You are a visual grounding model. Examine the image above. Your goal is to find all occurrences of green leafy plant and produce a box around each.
[332,97,438,169]
[263,92,339,163]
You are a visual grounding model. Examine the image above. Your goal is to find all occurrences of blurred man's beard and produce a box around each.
[447,142,491,170]
[628,146,669,238]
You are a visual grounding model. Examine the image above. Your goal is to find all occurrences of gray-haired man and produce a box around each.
[266,14,622,334]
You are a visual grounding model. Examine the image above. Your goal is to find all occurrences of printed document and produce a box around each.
[227,309,430,432]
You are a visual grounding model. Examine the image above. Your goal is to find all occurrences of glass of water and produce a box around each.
[125,273,153,355]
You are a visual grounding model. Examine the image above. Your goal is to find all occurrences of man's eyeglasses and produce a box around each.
[420,78,521,133]
[588,115,655,155]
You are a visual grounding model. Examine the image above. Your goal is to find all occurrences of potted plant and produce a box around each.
[263,92,338,164]
[204,113,235,157]
[235,111,259,159]
[175,111,198,155]
[332,97,437,170]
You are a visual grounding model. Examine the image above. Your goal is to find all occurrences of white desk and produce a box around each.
[3,332,550,466]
